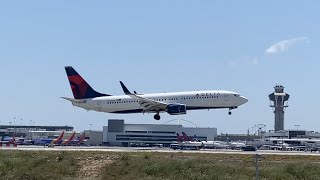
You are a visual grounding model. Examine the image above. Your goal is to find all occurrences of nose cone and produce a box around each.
[240,96,248,105]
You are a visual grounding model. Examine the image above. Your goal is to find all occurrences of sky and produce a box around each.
[0,1,319,134]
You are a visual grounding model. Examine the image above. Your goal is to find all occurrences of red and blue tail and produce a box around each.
[176,133,183,142]
[65,66,110,99]
[182,132,191,141]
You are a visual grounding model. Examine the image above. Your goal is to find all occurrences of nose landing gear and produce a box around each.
[154,112,161,120]
[228,107,238,115]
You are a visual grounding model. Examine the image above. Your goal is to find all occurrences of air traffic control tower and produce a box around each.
[269,85,290,131]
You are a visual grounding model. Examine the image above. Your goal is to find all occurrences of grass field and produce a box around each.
[1,150,320,180]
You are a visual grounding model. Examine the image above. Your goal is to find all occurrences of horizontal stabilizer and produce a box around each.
[61,97,87,103]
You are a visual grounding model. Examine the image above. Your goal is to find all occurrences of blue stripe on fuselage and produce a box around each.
[110,106,230,114]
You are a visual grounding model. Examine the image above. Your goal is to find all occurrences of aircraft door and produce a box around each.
[97,100,102,111]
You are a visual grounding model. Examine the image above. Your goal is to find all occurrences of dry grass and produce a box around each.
[102,153,320,180]
[1,150,320,180]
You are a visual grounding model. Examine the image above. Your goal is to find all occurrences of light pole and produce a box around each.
[294,125,300,130]
[255,154,261,180]
[255,124,266,139]
[89,124,93,131]
[13,117,16,137]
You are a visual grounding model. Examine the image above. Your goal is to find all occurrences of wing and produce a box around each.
[120,81,168,112]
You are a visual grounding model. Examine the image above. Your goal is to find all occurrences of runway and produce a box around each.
[2,146,320,156]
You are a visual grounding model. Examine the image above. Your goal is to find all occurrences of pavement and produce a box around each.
[2,145,320,156]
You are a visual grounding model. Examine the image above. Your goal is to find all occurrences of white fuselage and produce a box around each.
[71,90,248,114]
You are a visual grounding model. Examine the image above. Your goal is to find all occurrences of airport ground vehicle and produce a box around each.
[241,145,256,151]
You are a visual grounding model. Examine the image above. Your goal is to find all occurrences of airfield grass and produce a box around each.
[102,153,320,180]
[1,151,320,180]
[0,150,79,180]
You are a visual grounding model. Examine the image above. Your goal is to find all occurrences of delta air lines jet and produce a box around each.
[62,66,248,120]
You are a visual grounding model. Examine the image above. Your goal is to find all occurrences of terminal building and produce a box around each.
[0,125,74,138]
[103,119,217,147]
[264,130,320,139]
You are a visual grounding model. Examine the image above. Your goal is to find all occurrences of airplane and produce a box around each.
[172,133,203,150]
[181,132,195,142]
[68,133,86,146]
[48,131,65,147]
[62,131,76,146]
[182,133,229,149]
[1,136,15,143]
[202,141,230,149]
[33,131,65,146]
[229,141,246,150]
[62,66,248,120]
[265,142,293,151]
[1,136,16,144]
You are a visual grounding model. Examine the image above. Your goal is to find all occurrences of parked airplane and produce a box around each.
[1,136,16,144]
[172,133,203,150]
[1,136,15,143]
[62,131,76,146]
[33,131,65,146]
[68,133,86,146]
[181,132,195,142]
[183,133,229,149]
[48,131,65,147]
[202,141,230,149]
[229,141,246,149]
[63,66,248,120]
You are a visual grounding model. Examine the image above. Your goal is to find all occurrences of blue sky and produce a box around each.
[0,1,319,133]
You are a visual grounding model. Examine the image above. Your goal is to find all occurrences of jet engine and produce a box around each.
[166,104,187,115]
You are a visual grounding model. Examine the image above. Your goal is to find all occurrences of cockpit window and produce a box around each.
[234,94,240,97]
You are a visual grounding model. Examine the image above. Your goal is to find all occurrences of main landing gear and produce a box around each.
[154,112,161,120]
[228,107,238,115]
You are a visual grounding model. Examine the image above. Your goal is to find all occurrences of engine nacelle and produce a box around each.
[166,104,187,115]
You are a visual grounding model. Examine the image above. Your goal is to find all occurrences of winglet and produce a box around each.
[120,81,132,95]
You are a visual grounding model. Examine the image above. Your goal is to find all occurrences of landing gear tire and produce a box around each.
[228,107,237,115]
[154,114,161,120]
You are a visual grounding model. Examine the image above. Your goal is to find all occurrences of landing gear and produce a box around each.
[154,113,161,120]
[228,107,237,115]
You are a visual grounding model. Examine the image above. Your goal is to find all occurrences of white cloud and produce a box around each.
[265,37,308,54]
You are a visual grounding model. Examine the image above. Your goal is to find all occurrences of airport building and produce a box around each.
[0,125,74,138]
[83,130,103,146]
[216,133,259,142]
[27,131,78,139]
[264,130,320,139]
[103,119,217,147]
